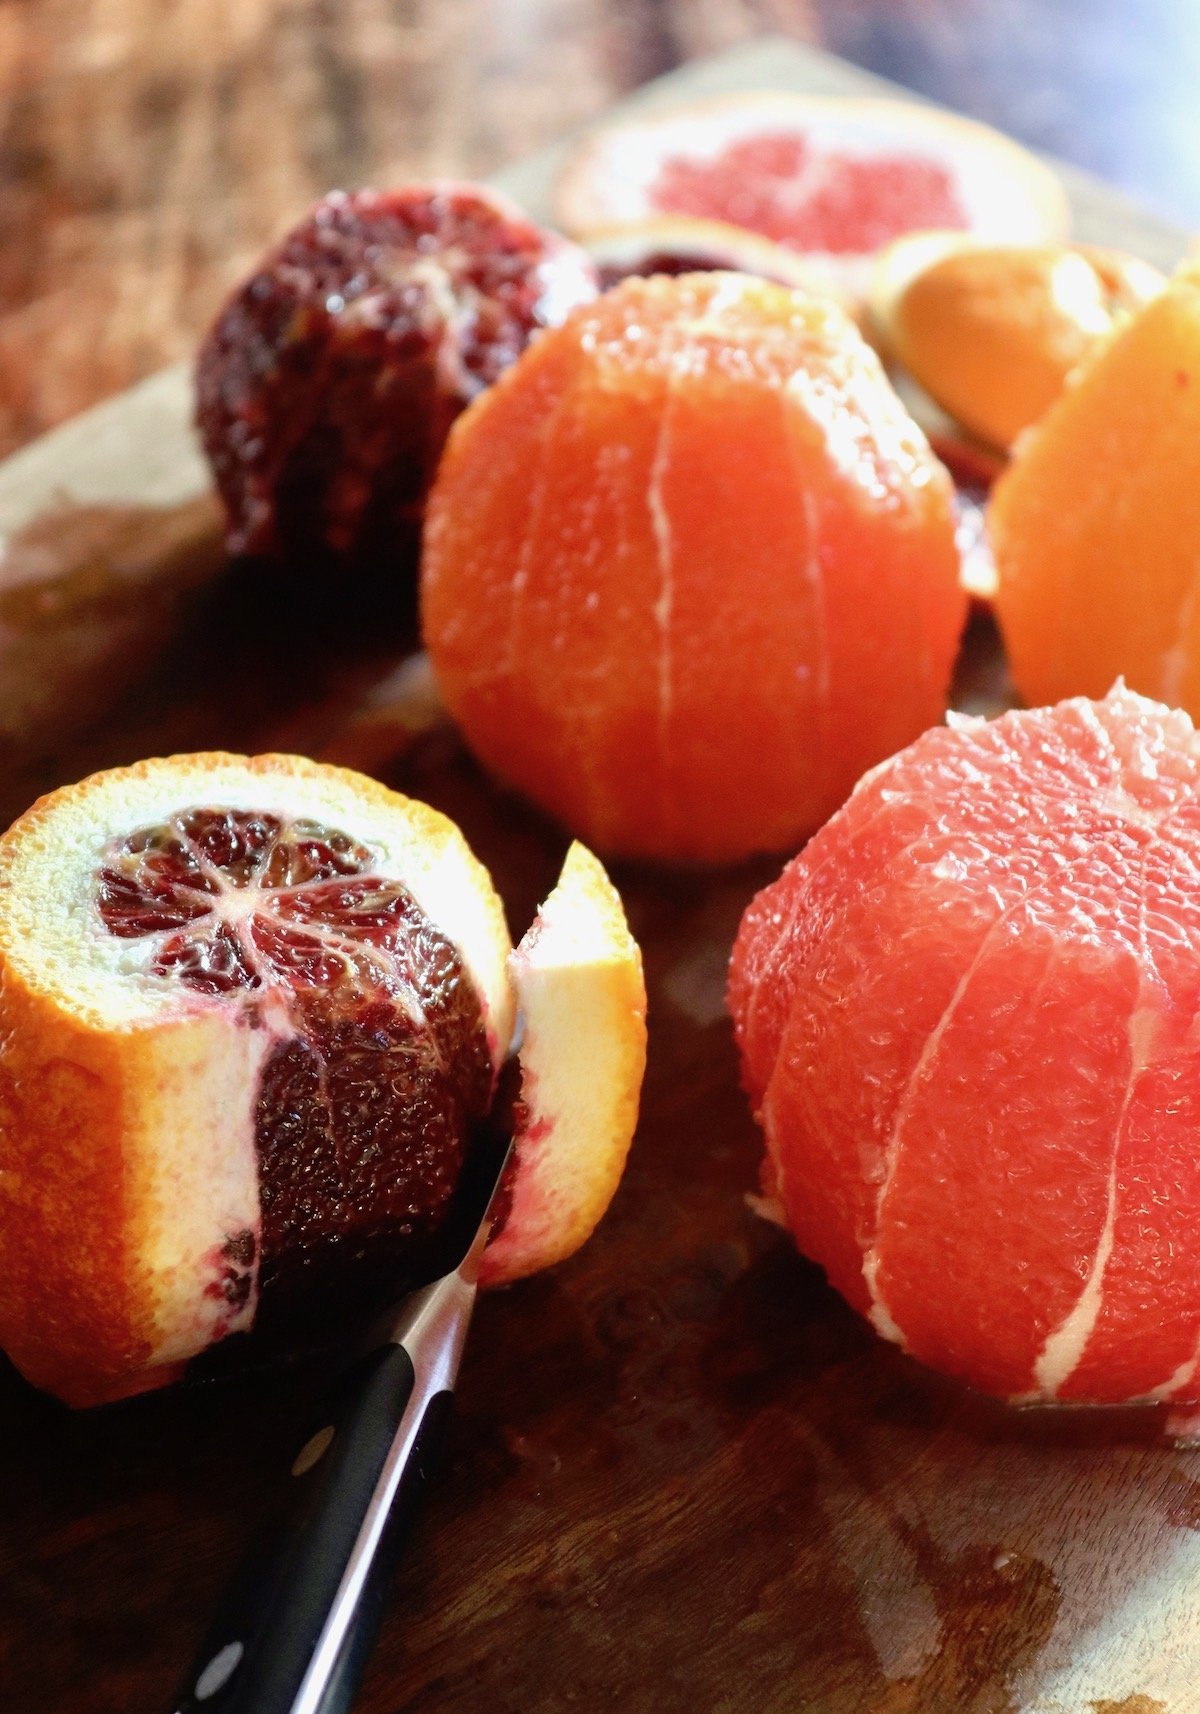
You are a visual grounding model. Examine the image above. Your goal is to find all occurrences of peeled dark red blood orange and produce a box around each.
[195,183,597,570]
[729,686,1200,1406]
[0,755,645,1405]
[422,271,966,864]
[556,94,1068,301]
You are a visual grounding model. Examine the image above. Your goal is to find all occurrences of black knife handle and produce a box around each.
[172,1269,474,1714]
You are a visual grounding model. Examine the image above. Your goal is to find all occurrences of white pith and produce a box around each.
[481,841,646,1285]
[0,755,514,1379]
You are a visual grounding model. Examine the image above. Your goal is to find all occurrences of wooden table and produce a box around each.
[3,13,1200,1714]
[2,0,1198,461]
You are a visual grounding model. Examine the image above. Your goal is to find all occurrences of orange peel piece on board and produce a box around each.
[483,842,647,1287]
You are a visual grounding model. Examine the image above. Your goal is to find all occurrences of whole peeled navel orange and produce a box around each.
[421,273,966,863]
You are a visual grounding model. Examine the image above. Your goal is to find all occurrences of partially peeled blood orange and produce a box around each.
[729,686,1200,1406]
[0,754,645,1406]
[556,93,1068,301]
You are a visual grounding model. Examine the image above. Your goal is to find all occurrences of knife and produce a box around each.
[171,1117,513,1714]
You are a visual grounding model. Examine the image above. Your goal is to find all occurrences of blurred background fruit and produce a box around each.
[991,262,1200,713]
[730,685,1200,1406]
[555,92,1069,302]
[196,183,597,579]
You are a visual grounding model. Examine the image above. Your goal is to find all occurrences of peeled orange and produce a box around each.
[421,272,966,864]
[0,753,645,1405]
[730,685,1200,1406]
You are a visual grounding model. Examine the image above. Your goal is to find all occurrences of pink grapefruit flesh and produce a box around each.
[729,686,1200,1406]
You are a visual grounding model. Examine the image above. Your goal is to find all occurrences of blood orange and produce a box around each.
[421,271,965,864]
[729,685,1200,1406]
[196,183,597,573]
[0,754,644,1405]
[556,94,1068,301]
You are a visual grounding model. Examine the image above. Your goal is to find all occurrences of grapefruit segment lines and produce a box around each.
[732,687,1200,1403]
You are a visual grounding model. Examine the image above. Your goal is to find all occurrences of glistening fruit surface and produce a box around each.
[96,805,492,1326]
[729,686,1200,1405]
[421,271,965,863]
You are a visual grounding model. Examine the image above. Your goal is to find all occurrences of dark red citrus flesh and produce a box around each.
[652,134,967,253]
[96,807,492,1331]
[729,691,1200,1405]
[595,250,753,290]
[195,184,598,566]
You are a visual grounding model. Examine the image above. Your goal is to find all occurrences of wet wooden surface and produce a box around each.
[3,0,1199,459]
[2,25,1200,1714]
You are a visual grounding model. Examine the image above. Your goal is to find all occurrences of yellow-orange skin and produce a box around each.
[992,266,1200,714]
[880,242,1164,451]
[0,982,174,1407]
[422,273,965,864]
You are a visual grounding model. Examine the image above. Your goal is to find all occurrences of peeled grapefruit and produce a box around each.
[871,234,1165,450]
[0,753,645,1405]
[421,271,966,864]
[196,183,597,570]
[556,93,1068,301]
[991,263,1200,715]
[729,685,1200,1406]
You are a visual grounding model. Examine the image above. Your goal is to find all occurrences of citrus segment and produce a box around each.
[422,272,965,863]
[991,265,1200,715]
[729,687,1200,1405]
[481,842,647,1286]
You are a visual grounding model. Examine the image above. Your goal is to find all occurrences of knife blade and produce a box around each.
[171,1111,514,1714]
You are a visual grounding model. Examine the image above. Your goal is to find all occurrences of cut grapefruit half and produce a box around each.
[555,93,1068,301]
[482,842,647,1286]
[0,755,643,1405]
[729,684,1200,1407]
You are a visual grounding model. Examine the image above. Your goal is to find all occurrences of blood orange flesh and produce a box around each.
[96,806,492,1327]
[729,686,1200,1406]
[195,183,597,570]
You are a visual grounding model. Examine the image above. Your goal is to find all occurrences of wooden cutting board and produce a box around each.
[1,37,1197,1714]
